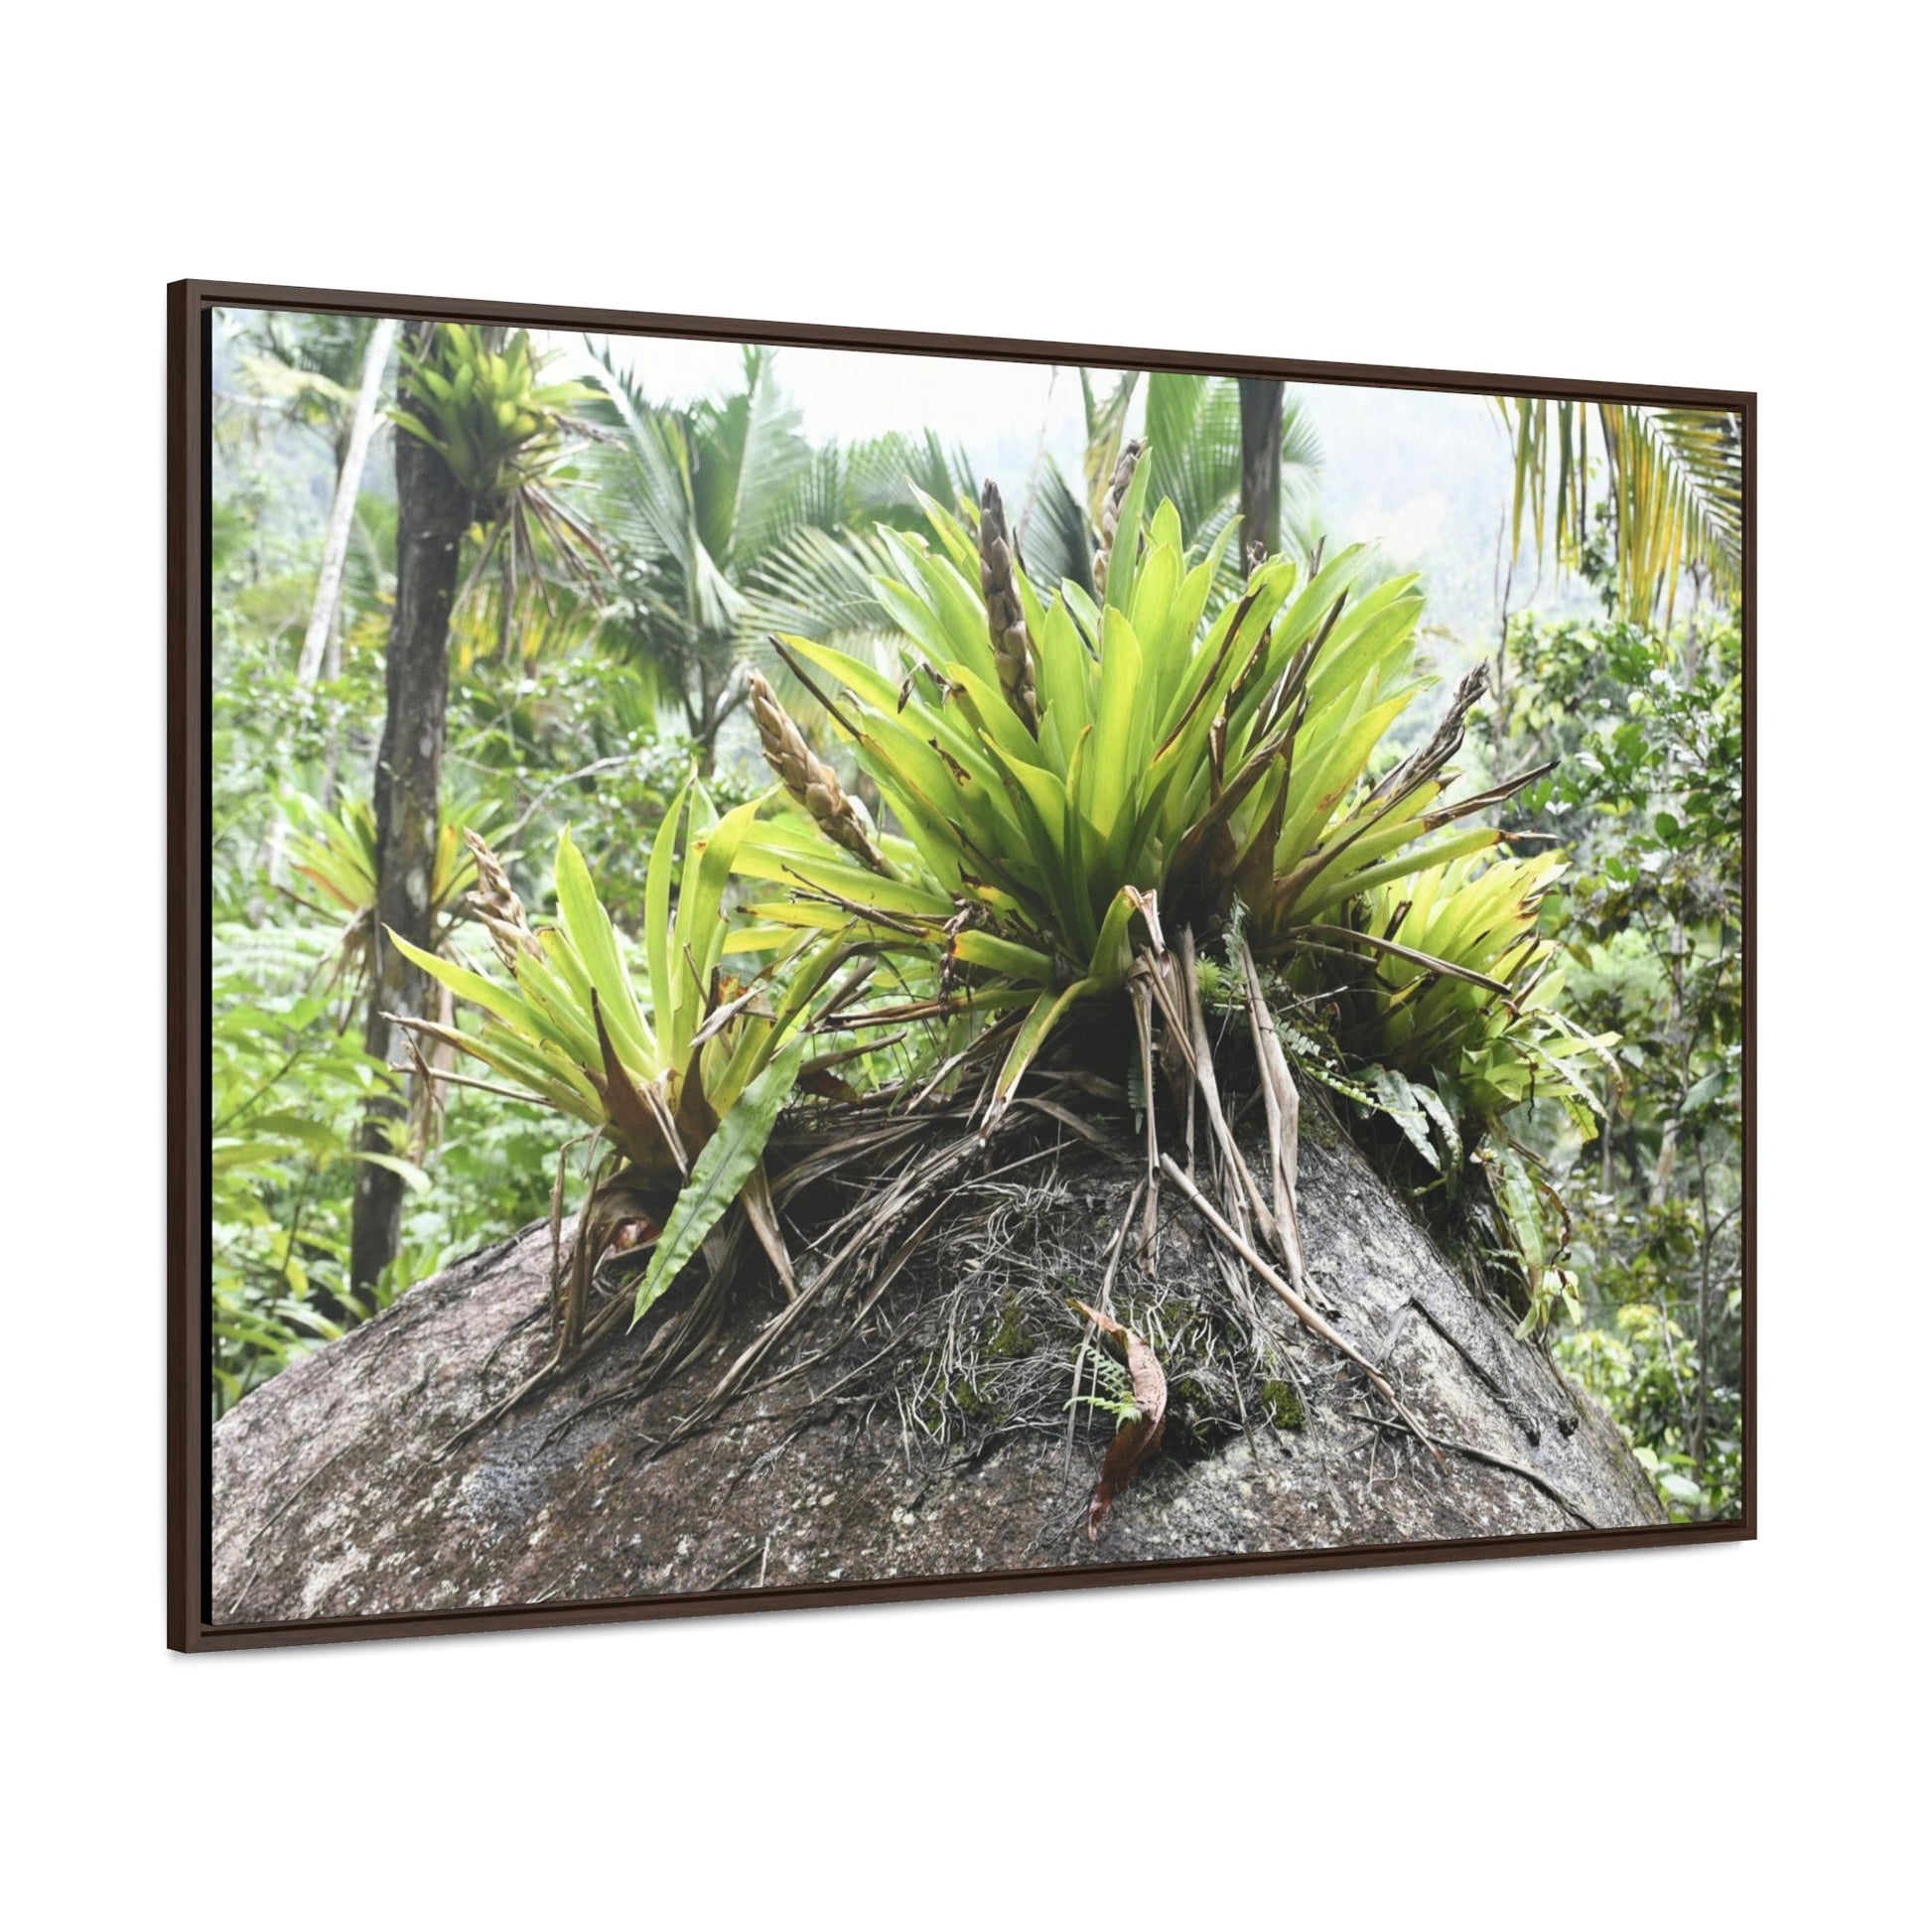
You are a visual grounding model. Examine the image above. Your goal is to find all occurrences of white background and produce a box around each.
[5,5,1922,1924]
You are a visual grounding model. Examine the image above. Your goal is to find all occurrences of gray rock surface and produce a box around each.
[212,1125,1663,1626]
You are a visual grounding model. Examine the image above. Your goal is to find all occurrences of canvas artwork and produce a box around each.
[169,285,1751,1648]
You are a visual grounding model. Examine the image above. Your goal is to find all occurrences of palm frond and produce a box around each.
[1603,405,1743,623]
[1498,398,1741,622]
[691,347,812,570]
[846,429,975,525]
[1014,455,1096,599]
[1145,371,1244,547]
[1279,395,1322,525]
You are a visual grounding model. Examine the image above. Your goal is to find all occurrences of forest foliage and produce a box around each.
[209,313,1744,1520]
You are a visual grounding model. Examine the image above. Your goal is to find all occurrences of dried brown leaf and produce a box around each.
[1070,1300,1169,1540]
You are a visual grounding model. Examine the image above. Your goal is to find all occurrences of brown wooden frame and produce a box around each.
[168,278,1755,1652]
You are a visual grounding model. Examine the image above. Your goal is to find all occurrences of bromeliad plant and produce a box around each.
[390,323,607,607]
[1351,852,1615,1122]
[739,451,1553,1130]
[384,781,845,1424]
[286,796,498,987]
[283,796,514,1159]
[1327,850,1619,1328]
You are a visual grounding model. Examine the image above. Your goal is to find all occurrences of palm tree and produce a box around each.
[584,345,972,766]
[234,312,402,697]
[736,429,975,665]
[1496,398,1742,624]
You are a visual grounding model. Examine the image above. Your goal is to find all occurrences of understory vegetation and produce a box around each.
[211,313,1743,1523]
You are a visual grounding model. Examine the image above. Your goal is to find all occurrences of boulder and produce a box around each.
[212,1121,1663,1626]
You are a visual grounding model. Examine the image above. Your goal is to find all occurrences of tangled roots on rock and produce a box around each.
[874,1169,1327,1472]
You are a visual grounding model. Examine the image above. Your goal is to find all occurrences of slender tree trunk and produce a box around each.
[1692,1135,1713,1484]
[265,317,400,887]
[1238,377,1284,562]
[690,657,747,778]
[347,338,471,1295]
[319,617,345,813]
[296,319,399,694]
[1648,920,1688,1211]
[1490,512,1517,766]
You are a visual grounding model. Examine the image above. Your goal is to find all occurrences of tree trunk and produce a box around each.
[689,658,746,777]
[319,614,345,814]
[217,1116,1667,1625]
[265,316,400,886]
[346,333,471,1296]
[295,318,399,695]
[1238,377,1284,561]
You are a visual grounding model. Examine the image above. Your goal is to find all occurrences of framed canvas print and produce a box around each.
[167,281,1752,1651]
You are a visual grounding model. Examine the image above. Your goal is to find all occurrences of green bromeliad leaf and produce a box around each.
[631,1035,807,1324]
